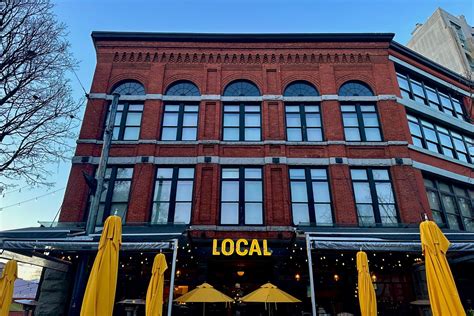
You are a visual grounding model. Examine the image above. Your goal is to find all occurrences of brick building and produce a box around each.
[1,32,473,315]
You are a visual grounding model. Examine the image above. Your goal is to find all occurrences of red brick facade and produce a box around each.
[59,33,473,239]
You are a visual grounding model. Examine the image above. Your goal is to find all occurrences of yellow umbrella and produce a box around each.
[175,282,233,316]
[0,260,18,316]
[146,253,168,316]
[420,220,465,316]
[81,215,122,316]
[356,251,377,316]
[241,283,300,316]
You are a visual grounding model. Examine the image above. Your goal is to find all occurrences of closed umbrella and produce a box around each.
[81,215,122,316]
[146,253,168,316]
[241,283,301,316]
[356,251,377,316]
[175,282,233,316]
[420,220,465,316]
[0,260,17,316]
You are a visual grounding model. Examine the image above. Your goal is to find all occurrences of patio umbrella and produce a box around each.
[146,253,168,316]
[241,283,301,316]
[175,282,233,316]
[81,215,122,316]
[0,260,17,316]
[356,251,377,316]
[420,220,465,316]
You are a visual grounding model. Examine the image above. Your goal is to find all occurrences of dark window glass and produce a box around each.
[223,80,260,96]
[289,168,332,225]
[351,168,398,226]
[165,81,200,96]
[284,81,319,96]
[223,104,261,141]
[424,177,474,231]
[220,167,263,225]
[396,71,466,120]
[111,80,145,95]
[106,103,143,141]
[285,105,322,141]
[339,81,374,96]
[161,104,198,141]
[96,167,133,225]
[407,114,473,164]
[341,104,382,141]
[151,167,194,224]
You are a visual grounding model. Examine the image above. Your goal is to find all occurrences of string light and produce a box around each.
[0,187,65,211]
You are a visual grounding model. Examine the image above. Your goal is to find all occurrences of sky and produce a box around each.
[0,0,473,230]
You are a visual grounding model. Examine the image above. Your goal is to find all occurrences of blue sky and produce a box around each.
[0,0,472,230]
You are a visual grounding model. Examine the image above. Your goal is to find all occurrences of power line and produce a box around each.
[0,188,65,211]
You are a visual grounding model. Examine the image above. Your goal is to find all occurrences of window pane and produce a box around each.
[291,182,308,202]
[353,182,372,203]
[222,181,239,201]
[315,204,333,224]
[362,113,379,127]
[151,202,170,224]
[286,114,301,127]
[114,112,122,125]
[184,105,198,112]
[109,203,127,220]
[343,113,358,126]
[423,128,437,142]
[365,128,381,141]
[357,205,375,225]
[178,168,194,178]
[163,113,178,126]
[245,105,260,112]
[376,183,395,203]
[372,169,389,180]
[351,169,368,180]
[183,113,198,126]
[409,122,422,137]
[126,112,142,125]
[397,75,410,90]
[289,169,305,180]
[292,204,310,225]
[165,105,179,111]
[245,203,263,224]
[442,195,458,214]
[154,180,172,202]
[245,114,260,127]
[286,106,299,112]
[182,128,197,140]
[222,169,239,179]
[287,128,302,141]
[224,105,239,112]
[379,204,398,225]
[162,128,177,140]
[305,106,319,112]
[224,114,239,126]
[223,128,239,140]
[360,105,375,112]
[245,181,262,202]
[307,128,323,141]
[245,168,261,179]
[458,198,472,217]
[306,114,321,127]
[176,181,193,201]
[341,105,355,112]
[447,214,462,230]
[116,168,133,178]
[111,181,131,202]
[157,168,173,179]
[244,128,260,141]
[312,182,330,203]
[174,203,192,224]
[221,203,239,224]
[310,169,327,180]
[345,128,361,141]
[123,127,140,140]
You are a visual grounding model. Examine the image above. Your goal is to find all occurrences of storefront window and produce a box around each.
[96,166,133,225]
[151,167,195,224]
[289,168,333,225]
[351,168,398,226]
[424,177,474,231]
[220,167,263,225]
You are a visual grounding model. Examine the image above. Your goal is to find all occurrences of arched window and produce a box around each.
[223,80,261,96]
[284,81,319,96]
[339,81,374,96]
[111,80,146,95]
[165,81,200,96]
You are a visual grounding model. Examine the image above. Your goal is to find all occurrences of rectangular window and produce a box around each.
[396,71,466,120]
[342,104,382,141]
[285,104,323,141]
[151,167,194,224]
[223,104,261,141]
[220,167,263,225]
[407,114,473,164]
[424,177,474,231]
[289,168,332,225]
[161,104,198,141]
[107,103,143,141]
[96,166,134,225]
[351,168,398,226]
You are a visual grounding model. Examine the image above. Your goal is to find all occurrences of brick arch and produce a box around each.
[108,73,148,94]
[281,75,321,95]
[162,73,203,95]
[335,74,376,95]
[221,74,264,95]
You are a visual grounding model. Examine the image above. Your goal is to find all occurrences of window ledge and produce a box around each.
[408,144,474,168]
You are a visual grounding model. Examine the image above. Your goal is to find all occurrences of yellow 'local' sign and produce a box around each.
[212,239,271,256]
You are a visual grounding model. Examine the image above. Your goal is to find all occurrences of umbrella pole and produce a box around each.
[203,302,205,316]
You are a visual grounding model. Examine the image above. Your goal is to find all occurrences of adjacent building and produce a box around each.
[407,8,474,79]
[1,32,473,316]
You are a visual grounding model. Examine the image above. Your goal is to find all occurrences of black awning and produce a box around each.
[0,226,84,240]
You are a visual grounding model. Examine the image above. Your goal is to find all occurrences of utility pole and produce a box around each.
[68,93,120,316]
